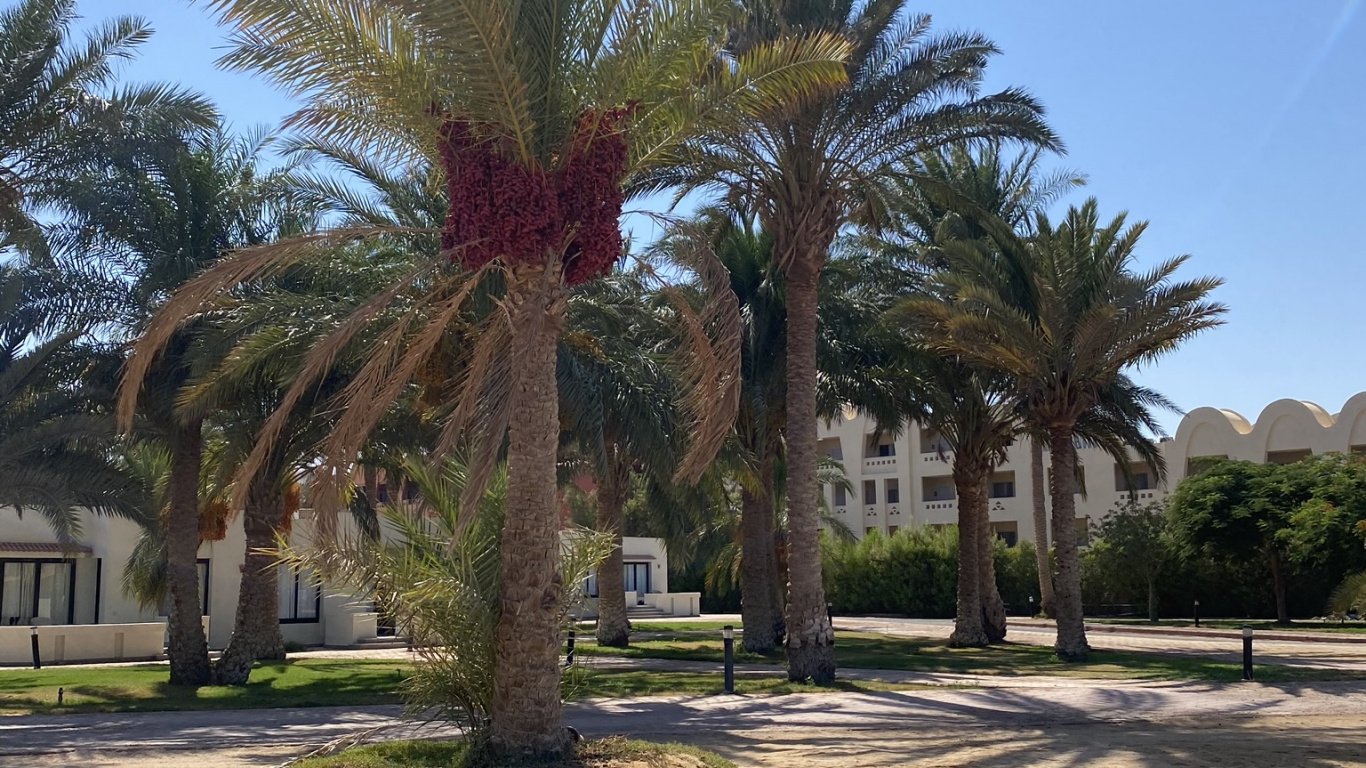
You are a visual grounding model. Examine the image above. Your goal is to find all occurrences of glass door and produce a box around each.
[2,562,36,625]
[622,563,650,604]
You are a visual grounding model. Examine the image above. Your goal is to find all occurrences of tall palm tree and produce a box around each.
[659,1,1059,682]
[126,1,842,753]
[558,270,683,647]
[903,198,1225,660]
[0,0,213,251]
[60,127,293,686]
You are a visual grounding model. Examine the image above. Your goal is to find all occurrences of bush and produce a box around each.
[281,457,609,731]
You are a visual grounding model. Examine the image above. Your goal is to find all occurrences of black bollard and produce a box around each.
[722,625,735,694]
[57,687,63,706]
[29,626,40,670]
[565,628,576,667]
[1242,626,1253,681]
[1193,599,1201,628]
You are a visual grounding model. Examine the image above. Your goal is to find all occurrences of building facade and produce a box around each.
[820,392,1366,546]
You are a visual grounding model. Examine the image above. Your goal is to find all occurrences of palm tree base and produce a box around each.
[785,625,836,684]
[1055,646,1091,663]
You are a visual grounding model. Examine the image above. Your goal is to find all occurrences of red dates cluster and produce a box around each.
[437,106,631,286]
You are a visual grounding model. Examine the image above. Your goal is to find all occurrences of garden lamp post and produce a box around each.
[30,626,40,670]
[1194,599,1200,628]
[722,625,735,694]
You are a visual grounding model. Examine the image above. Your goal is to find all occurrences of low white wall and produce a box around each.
[0,622,166,665]
[643,592,700,617]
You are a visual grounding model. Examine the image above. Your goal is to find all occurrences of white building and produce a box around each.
[821,392,1366,547]
[1,503,695,665]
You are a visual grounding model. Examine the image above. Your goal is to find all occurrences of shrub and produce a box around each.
[281,457,609,731]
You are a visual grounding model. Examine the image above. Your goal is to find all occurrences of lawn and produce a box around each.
[574,630,1366,683]
[292,737,734,768]
[0,659,408,715]
[0,658,922,716]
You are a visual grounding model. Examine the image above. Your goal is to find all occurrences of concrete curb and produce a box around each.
[1006,619,1366,645]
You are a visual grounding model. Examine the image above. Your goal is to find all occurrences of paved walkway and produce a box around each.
[4,677,1366,767]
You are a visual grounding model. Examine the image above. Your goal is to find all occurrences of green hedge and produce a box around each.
[821,526,1040,617]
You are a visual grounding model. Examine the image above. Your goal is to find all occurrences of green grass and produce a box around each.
[293,737,734,768]
[0,658,408,715]
[1091,619,1366,634]
[575,630,1366,683]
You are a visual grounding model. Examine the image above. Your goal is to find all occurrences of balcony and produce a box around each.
[921,451,951,464]
[922,500,956,512]
[1114,490,1160,503]
[862,456,897,475]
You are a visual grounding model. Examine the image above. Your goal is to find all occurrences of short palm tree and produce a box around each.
[659,1,1059,682]
[904,198,1226,660]
[0,0,213,250]
[126,1,843,753]
[558,270,683,647]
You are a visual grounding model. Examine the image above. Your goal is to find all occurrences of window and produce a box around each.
[278,566,320,623]
[584,570,598,598]
[865,527,877,537]
[877,443,895,457]
[887,525,900,535]
[991,521,1019,547]
[833,485,847,507]
[159,560,210,616]
[1,560,73,626]
[990,481,1015,499]
[376,483,389,502]
[863,480,876,505]
[885,479,900,504]
[1074,518,1091,547]
[402,481,419,502]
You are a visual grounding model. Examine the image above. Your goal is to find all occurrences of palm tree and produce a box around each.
[660,1,1059,682]
[0,0,213,251]
[59,127,294,686]
[558,270,683,647]
[904,198,1225,660]
[127,1,843,753]
[0,266,145,539]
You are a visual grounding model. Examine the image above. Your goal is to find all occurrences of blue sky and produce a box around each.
[83,0,1366,434]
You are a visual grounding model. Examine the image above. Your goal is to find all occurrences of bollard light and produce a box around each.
[1193,599,1201,628]
[721,625,735,694]
[564,628,576,668]
[29,626,40,670]
[1241,625,1254,681]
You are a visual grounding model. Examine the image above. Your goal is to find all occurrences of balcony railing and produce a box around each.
[1114,490,1160,502]
[862,456,897,475]
[922,500,956,511]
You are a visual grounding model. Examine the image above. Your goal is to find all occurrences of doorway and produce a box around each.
[623,562,650,604]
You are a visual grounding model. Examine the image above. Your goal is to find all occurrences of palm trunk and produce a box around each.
[489,264,570,757]
[950,467,988,648]
[781,268,835,684]
[1047,428,1090,660]
[166,418,209,686]
[1269,549,1289,624]
[594,452,630,648]
[1030,439,1055,618]
[363,464,380,511]
[977,482,1007,643]
[1147,575,1158,623]
[214,472,286,685]
[740,457,780,653]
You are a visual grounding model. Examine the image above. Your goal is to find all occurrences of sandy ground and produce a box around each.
[9,714,1366,768]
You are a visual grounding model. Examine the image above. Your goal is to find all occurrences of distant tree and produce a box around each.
[1089,500,1173,622]
[1165,455,1366,623]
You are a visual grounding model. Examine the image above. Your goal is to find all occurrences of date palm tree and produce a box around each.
[902,198,1225,660]
[0,0,213,251]
[124,1,843,753]
[656,0,1059,682]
